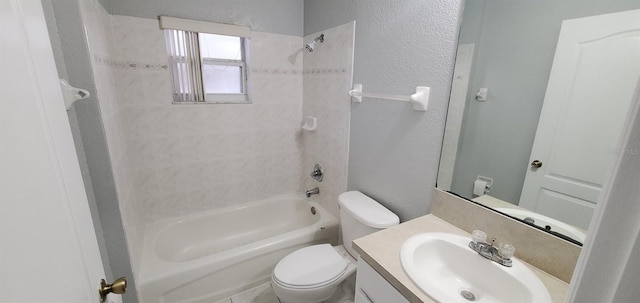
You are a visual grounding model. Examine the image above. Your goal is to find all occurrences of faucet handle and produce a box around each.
[499,243,516,259]
[471,230,487,244]
[310,164,323,182]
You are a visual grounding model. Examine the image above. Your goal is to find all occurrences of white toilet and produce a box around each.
[272,191,399,303]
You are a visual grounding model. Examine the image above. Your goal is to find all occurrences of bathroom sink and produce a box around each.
[400,233,551,303]
[495,207,586,243]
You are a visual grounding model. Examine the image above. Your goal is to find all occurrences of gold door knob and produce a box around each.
[99,277,127,302]
[531,160,543,168]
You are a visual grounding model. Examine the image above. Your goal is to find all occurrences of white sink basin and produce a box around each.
[400,232,551,303]
[494,208,586,243]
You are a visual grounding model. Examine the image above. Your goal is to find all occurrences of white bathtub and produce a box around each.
[138,195,339,303]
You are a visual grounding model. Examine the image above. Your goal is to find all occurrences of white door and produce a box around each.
[0,0,118,302]
[519,9,640,230]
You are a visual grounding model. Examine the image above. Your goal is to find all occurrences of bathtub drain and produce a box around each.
[460,290,476,301]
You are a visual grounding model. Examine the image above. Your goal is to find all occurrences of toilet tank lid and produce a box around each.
[338,191,399,228]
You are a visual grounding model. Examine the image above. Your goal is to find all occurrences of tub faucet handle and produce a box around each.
[310,164,323,182]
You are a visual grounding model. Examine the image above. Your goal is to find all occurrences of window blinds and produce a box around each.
[164,29,205,102]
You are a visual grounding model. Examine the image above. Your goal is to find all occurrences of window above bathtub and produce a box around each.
[160,16,251,104]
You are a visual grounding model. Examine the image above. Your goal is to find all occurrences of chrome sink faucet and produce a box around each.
[468,230,515,267]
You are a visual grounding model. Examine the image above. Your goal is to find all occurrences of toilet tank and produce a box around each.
[338,191,399,258]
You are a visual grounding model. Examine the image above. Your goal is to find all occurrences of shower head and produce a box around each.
[305,34,324,52]
[305,41,316,52]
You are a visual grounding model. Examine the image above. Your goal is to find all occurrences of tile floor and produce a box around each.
[215,281,355,303]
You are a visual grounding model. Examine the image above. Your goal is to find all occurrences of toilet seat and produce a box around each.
[273,244,348,289]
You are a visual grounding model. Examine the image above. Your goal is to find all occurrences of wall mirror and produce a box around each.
[438,0,640,245]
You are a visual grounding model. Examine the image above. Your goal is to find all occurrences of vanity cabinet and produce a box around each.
[355,258,410,303]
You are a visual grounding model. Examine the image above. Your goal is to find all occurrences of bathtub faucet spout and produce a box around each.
[305,187,320,198]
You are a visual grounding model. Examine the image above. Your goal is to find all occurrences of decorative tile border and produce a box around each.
[94,55,350,76]
[125,62,169,71]
[250,68,302,75]
[93,54,169,71]
[93,55,310,76]
[303,68,349,75]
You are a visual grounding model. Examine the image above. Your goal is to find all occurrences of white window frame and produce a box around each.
[160,16,251,104]
[201,39,249,103]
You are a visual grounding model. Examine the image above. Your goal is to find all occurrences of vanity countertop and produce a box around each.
[353,214,569,303]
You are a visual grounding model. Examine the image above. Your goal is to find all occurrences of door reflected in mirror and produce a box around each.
[438,0,640,245]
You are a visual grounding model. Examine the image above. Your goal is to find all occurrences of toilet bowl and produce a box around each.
[271,191,399,303]
[272,245,356,303]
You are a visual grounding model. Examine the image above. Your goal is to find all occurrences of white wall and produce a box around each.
[304,0,463,221]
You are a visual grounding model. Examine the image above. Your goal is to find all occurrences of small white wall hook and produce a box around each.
[301,116,317,131]
[475,88,488,101]
[60,79,90,110]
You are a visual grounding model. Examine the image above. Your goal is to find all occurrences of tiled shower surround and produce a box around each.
[302,23,355,216]
[79,0,354,279]
[110,15,305,224]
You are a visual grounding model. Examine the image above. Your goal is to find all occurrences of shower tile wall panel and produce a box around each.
[79,0,145,275]
[109,16,304,224]
[302,22,355,217]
